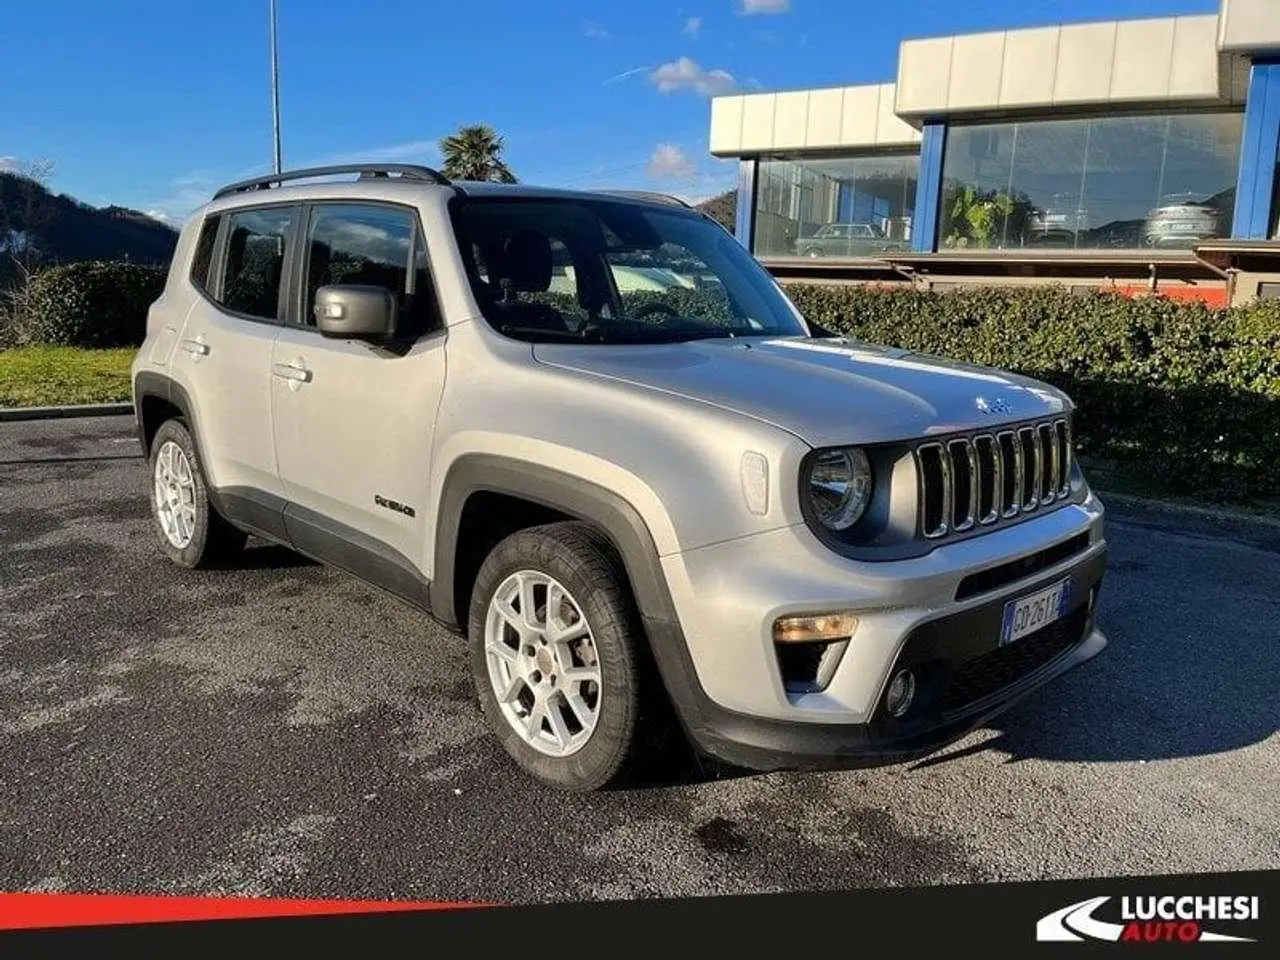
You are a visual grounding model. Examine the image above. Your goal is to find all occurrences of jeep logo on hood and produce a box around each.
[975,395,1013,416]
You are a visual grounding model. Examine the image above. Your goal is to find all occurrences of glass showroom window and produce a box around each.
[939,111,1243,252]
[753,154,919,259]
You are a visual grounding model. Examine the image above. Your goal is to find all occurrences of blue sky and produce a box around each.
[1,0,1216,223]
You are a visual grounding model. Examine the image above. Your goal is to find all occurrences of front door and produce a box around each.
[270,201,446,596]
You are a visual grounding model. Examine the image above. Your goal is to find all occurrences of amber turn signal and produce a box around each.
[772,612,859,644]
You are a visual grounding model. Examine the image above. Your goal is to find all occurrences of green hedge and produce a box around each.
[4,260,167,348]
[528,287,736,326]
[784,284,1280,502]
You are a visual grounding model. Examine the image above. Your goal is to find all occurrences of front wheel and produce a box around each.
[467,522,657,791]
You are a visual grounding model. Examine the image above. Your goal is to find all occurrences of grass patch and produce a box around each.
[0,345,136,407]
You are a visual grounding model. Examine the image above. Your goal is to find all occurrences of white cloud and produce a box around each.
[647,144,696,180]
[649,57,737,97]
[683,16,702,37]
[741,0,790,13]
[584,21,610,40]
[136,170,219,225]
[318,217,411,263]
[0,157,55,182]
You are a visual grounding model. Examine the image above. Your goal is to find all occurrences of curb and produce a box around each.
[1098,489,1280,542]
[0,402,133,422]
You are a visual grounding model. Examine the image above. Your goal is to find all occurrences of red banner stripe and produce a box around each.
[0,893,491,930]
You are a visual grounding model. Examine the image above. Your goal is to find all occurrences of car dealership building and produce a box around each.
[708,0,1280,305]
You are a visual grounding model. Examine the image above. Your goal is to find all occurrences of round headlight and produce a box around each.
[806,447,873,531]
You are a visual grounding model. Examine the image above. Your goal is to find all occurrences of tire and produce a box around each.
[467,521,662,792]
[147,419,247,569]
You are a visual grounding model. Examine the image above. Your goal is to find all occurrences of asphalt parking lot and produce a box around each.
[1,415,1277,902]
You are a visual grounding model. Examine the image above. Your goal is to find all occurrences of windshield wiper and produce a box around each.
[597,327,766,343]
[500,323,775,345]
[499,325,603,342]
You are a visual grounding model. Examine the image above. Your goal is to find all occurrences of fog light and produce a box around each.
[885,669,916,718]
[772,613,858,644]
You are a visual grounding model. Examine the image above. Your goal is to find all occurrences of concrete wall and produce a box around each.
[709,83,921,157]
[894,15,1244,118]
[1219,0,1280,55]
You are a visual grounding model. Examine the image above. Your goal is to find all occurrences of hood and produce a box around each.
[533,336,1070,449]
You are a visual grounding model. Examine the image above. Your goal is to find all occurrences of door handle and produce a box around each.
[179,338,209,357]
[271,362,312,383]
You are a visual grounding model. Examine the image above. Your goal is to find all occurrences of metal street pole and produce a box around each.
[270,0,282,174]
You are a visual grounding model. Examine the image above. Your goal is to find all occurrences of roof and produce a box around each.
[204,164,696,214]
[453,182,694,208]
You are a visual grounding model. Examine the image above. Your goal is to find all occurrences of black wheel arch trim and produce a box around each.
[132,370,426,607]
[138,385,911,767]
[430,453,727,749]
[431,455,681,628]
[132,369,177,452]
[135,377,708,717]
[133,371,284,543]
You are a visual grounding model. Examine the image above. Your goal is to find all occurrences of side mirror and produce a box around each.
[314,285,397,339]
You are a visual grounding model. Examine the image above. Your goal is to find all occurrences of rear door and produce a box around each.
[270,201,446,590]
[172,204,297,530]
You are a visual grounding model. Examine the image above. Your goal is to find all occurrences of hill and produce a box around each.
[0,172,177,277]
[696,190,737,232]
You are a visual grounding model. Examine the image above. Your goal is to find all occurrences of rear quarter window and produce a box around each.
[189,215,221,294]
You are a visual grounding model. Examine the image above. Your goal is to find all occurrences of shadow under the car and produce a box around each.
[214,511,1278,786]
[231,541,320,570]
[919,615,1279,769]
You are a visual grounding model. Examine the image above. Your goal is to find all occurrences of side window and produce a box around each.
[219,207,294,321]
[304,204,432,334]
[189,214,220,294]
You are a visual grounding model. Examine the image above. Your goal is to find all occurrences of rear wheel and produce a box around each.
[467,522,657,791]
[148,419,246,569]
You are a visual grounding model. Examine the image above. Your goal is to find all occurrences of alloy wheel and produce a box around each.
[483,570,603,758]
[153,440,197,549]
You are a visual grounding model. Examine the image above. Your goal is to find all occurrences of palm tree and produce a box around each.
[438,125,517,183]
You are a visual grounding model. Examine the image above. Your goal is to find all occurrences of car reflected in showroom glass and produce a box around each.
[939,111,1243,251]
[754,154,918,259]
[795,222,909,258]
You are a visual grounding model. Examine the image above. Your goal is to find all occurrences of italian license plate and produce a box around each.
[1000,579,1072,646]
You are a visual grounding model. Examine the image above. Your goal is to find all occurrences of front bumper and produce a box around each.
[647,498,1109,771]
[678,568,1105,772]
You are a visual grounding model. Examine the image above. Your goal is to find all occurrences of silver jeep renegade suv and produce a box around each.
[131,163,1108,791]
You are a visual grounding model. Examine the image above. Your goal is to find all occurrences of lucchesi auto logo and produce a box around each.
[1037,895,1261,943]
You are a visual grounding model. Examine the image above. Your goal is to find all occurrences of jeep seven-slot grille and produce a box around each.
[917,419,1072,540]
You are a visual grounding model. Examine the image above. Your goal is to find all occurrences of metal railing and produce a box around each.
[212,164,451,200]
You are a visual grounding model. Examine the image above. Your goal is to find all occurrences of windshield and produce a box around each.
[452,196,810,344]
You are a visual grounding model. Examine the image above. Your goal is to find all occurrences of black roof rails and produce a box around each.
[595,189,693,209]
[212,163,451,200]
